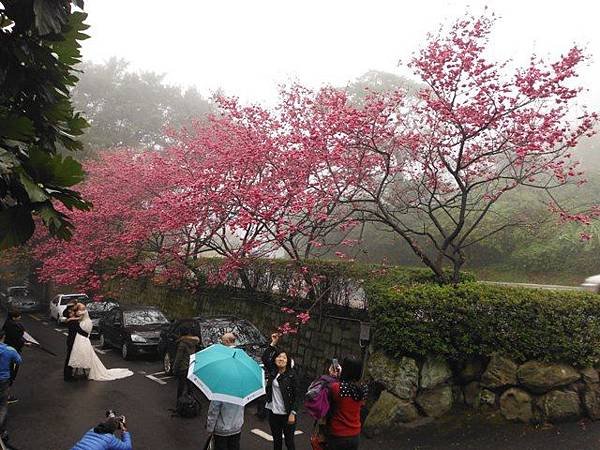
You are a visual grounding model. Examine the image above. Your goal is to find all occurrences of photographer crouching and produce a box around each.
[70,411,132,450]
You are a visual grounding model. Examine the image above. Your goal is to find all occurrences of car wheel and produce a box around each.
[99,334,108,349]
[122,343,131,360]
[163,352,173,375]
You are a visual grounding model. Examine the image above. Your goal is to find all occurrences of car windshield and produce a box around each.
[86,302,118,313]
[201,321,267,346]
[60,294,88,305]
[123,310,169,326]
[9,288,29,297]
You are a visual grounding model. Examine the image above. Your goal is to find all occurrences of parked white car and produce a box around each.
[581,275,600,293]
[49,293,90,324]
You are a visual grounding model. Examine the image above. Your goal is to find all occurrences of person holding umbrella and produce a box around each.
[188,333,265,450]
[262,333,297,450]
[205,333,244,450]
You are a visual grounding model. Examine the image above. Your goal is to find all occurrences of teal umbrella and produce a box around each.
[187,343,265,406]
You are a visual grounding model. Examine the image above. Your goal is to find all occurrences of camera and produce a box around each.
[106,410,126,428]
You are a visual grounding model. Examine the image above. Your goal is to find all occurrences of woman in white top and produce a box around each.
[68,303,133,381]
[262,333,297,450]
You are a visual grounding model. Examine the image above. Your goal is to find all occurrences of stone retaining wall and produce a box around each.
[364,352,600,434]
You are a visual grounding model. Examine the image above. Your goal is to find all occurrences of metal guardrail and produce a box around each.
[479,280,584,292]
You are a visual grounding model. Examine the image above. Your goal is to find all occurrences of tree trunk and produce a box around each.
[238,268,254,292]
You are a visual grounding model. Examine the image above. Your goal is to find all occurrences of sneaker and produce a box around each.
[7,396,17,404]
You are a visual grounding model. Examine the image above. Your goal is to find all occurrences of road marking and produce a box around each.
[54,328,62,333]
[141,370,173,385]
[29,314,41,321]
[62,332,68,337]
[250,429,303,441]
[93,347,107,355]
[145,374,167,385]
[42,322,49,325]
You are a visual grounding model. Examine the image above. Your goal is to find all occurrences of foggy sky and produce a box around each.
[82,0,600,107]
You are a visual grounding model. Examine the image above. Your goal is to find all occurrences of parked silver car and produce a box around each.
[0,286,44,312]
[582,275,600,293]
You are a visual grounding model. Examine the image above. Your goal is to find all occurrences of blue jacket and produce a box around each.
[0,343,21,381]
[71,430,132,450]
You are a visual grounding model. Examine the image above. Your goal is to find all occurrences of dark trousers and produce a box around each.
[176,373,193,400]
[268,411,295,450]
[64,341,74,380]
[0,380,10,433]
[327,435,360,450]
[213,433,241,450]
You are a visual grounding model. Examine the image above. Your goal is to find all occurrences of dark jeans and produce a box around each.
[327,435,360,450]
[176,373,193,400]
[0,380,10,433]
[268,411,295,450]
[214,433,241,450]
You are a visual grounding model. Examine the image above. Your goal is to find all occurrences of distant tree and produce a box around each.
[0,0,90,249]
[345,70,420,104]
[71,58,212,152]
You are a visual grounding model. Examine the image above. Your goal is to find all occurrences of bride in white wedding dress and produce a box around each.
[68,303,133,381]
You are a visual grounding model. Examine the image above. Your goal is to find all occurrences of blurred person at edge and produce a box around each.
[0,329,22,443]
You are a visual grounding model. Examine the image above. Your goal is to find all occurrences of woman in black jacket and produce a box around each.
[262,333,297,450]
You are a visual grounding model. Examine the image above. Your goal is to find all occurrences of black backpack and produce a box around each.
[175,393,201,418]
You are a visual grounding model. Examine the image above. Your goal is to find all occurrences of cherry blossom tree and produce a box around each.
[308,14,598,282]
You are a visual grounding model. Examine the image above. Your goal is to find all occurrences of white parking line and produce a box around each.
[29,314,41,321]
[62,332,68,337]
[54,328,62,333]
[250,429,303,441]
[145,374,167,385]
[141,370,173,385]
[93,347,107,355]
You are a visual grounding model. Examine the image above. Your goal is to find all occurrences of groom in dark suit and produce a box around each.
[63,302,87,381]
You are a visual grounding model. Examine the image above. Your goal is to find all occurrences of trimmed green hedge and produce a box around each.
[368,282,600,367]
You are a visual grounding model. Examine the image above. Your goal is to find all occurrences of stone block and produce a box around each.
[481,355,517,389]
[500,388,533,423]
[536,390,582,423]
[363,391,420,436]
[517,362,580,394]
[420,355,452,389]
[368,352,419,401]
[416,385,453,418]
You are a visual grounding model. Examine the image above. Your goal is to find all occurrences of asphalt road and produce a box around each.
[5,313,315,450]
[7,313,600,450]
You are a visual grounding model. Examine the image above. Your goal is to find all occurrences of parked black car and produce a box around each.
[0,286,44,312]
[98,305,170,360]
[86,300,120,338]
[158,315,269,375]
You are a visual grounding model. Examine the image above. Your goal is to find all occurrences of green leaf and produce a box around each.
[49,11,89,66]
[18,171,49,203]
[27,148,85,187]
[36,202,73,240]
[0,206,35,250]
[33,0,69,36]
[0,116,35,141]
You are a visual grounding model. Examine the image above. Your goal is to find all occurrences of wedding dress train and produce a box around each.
[68,311,133,381]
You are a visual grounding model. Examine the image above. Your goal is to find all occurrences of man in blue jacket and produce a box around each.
[71,417,132,450]
[0,328,22,442]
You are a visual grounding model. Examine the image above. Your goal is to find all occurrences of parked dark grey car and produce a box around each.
[158,316,268,375]
[98,305,170,360]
